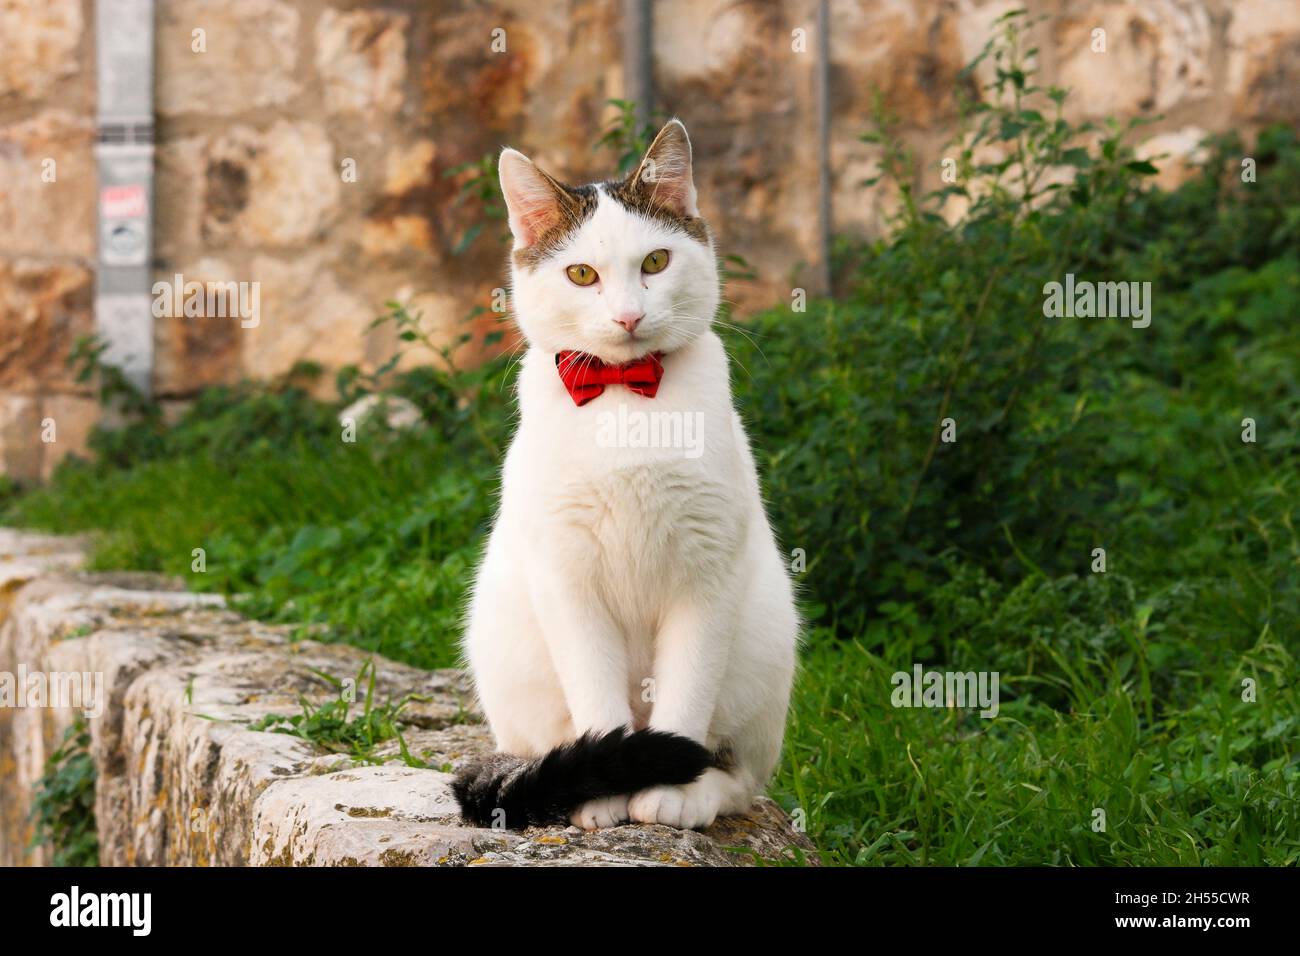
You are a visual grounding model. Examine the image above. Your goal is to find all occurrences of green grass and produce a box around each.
[11,382,503,671]
[243,660,431,768]
[783,610,1298,865]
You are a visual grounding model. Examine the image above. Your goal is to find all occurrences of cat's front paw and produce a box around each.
[628,782,720,830]
[570,794,630,830]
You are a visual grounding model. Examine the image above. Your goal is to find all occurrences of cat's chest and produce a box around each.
[507,337,747,581]
[543,456,744,582]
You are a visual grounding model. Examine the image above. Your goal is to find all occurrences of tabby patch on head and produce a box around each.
[498,119,721,365]
[502,120,709,270]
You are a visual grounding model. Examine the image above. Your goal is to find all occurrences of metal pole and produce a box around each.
[623,0,654,131]
[95,0,156,397]
[815,0,833,296]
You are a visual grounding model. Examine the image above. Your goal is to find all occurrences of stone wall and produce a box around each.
[0,528,815,866]
[0,0,100,481]
[2,0,1298,479]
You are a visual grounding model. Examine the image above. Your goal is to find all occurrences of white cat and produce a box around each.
[453,120,799,831]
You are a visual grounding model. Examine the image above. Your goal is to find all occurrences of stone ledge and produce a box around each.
[0,530,816,866]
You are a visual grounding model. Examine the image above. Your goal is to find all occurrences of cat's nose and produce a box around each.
[613,312,644,333]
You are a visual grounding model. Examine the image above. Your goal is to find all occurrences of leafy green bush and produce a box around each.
[29,720,99,866]
[729,12,1300,638]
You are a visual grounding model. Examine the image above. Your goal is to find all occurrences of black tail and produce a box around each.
[452,727,713,828]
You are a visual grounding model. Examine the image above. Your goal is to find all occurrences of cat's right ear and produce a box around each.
[499,148,569,249]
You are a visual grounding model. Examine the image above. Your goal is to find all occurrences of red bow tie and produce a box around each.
[555,350,665,406]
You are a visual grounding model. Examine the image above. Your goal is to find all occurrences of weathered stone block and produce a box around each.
[155,0,301,117]
[37,393,99,480]
[154,134,208,258]
[241,253,370,384]
[150,258,246,397]
[315,8,410,114]
[417,6,555,130]
[0,110,96,258]
[654,0,755,83]
[826,0,971,128]
[382,139,438,197]
[197,121,342,248]
[0,395,44,483]
[0,0,84,101]
[361,215,435,257]
[1055,1,1211,120]
[1226,0,1300,125]
[0,258,94,395]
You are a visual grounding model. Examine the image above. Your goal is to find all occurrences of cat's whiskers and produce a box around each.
[650,306,765,383]
[498,332,531,389]
[711,320,768,356]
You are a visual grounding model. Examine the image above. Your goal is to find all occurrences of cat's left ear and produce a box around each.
[626,119,699,218]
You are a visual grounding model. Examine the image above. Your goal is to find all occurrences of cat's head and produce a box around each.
[498,119,718,364]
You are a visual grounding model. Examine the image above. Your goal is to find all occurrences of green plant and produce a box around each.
[29,720,99,866]
[67,334,161,423]
[358,300,507,457]
[248,660,429,768]
[598,98,669,174]
[64,335,167,470]
[444,151,507,254]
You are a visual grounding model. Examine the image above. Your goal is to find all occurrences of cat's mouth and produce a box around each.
[583,327,661,361]
[578,339,661,366]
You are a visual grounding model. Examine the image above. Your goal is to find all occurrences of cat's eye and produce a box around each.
[566,264,598,286]
[641,249,670,274]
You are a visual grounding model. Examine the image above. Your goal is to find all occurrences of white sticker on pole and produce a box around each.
[99,183,149,267]
[101,184,147,218]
